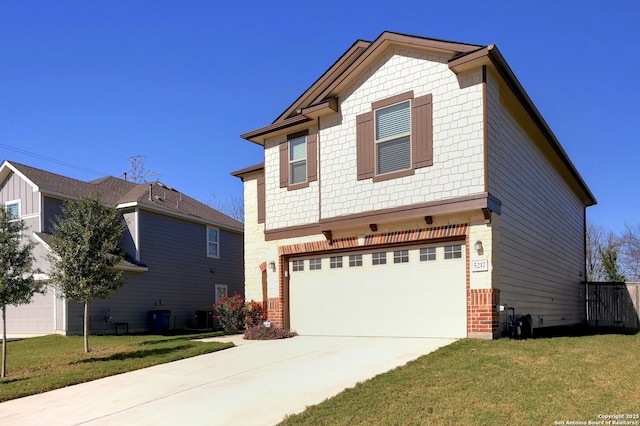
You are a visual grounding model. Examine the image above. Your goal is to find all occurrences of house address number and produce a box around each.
[471,259,488,272]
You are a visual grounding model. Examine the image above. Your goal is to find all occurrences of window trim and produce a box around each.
[330,256,343,269]
[279,130,318,190]
[374,100,411,177]
[348,254,363,267]
[292,259,304,272]
[214,284,228,302]
[420,247,437,262]
[372,251,387,265]
[5,200,20,221]
[356,90,433,182]
[393,250,409,264]
[444,244,463,260]
[289,136,307,185]
[309,258,322,270]
[207,226,220,259]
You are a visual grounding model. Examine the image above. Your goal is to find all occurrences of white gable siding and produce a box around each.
[264,129,320,230]
[486,73,585,327]
[263,48,486,230]
[321,48,485,219]
[0,170,40,231]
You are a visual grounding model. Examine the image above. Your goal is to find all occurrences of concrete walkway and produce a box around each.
[0,335,454,425]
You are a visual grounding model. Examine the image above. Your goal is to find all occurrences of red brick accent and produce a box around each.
[467,288,500,336]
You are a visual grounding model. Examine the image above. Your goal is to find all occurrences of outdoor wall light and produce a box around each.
[474,241,483,252]
[269,261,276,272]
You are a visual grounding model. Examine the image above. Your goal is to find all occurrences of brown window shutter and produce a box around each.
[279,142,289,188]
[307,134,317,182]
[356,111,374,180]
[411,94,433,169]
[257,175,265,224]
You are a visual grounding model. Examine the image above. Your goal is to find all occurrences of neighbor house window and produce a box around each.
[5,201,19,220]
[310,258,322,270]
[330,256,343,269]
[375,101,411,175]
[207,227,220,258]
[292,260,304,271]
[214,284,228,302]
[349,254,363,267]
[357,91,433,181]
[372,252,387,265]
[444,245,462,260]
[420,247,436,262]
[393,250,409,263]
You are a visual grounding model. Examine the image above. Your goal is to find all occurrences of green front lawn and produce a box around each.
[281,328,640,425]
[0,332,232,402]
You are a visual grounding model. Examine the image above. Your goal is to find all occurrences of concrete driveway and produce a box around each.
[0,335,454,425]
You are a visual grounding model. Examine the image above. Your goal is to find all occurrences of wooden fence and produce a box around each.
[586,282,640,328]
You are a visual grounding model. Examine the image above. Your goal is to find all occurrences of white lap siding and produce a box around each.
[486,73,585,328]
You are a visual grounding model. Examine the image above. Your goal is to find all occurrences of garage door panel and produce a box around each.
[289,243,466,338]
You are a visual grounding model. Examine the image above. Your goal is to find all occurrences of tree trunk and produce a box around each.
[84,302,90,353]
[2,305,7,377]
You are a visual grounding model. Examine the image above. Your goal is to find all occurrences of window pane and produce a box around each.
[372,252,387,265]
[208,228,218,242]
[292,260,304,271]
[330,256,343,269]
[6,203,19,219]
[420,247,436,261]
[376,101,410,140]
[290,137,306,161]
[310,258,322,270]
[208,243,218,257]
[393,250,409,263]
[377,136,410,174]
[290,160,307,184]
[349,254,362,267]
[444,245,462,259]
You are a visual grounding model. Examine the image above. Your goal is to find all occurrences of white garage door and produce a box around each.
[289,242,466,338]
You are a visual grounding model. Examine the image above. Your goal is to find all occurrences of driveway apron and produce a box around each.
[0,335,454,425]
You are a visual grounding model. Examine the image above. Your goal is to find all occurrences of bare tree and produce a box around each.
[586,221,606,282]
[207,192,244,223]
[125,156,161,183]
[621,223,640,281]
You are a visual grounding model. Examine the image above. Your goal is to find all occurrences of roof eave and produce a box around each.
[449,45,597,207]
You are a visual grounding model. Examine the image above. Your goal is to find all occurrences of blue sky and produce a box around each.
[1,1,638,233]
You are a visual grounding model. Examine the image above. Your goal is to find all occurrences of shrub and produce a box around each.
[245,300,264,328]
[244,323,298,340]
[212,292,246,331]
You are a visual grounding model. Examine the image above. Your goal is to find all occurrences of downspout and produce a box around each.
[317,116,322,223]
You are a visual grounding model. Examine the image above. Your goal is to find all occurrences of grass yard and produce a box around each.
[0,332,233,402]
[280,328,640,425]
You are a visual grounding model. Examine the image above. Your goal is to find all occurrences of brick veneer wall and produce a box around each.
[467,288,500,338]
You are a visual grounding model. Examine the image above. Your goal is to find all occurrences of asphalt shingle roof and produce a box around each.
[6,161,243,231]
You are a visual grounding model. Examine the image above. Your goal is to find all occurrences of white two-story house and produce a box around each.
[232,32,596,339]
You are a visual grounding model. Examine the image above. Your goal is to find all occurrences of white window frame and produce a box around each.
[374,100,411,176]
[393,250,409,264]
[292,259,304,272]
[330,256,343,269]
[289,136,307,185]
[214,284,228,302]
[349,254,363,267]
[5,200,20,221]
[372,252,387,265]
[207,226,220,258]
[420,247,436,262]
[444,245,462,260]
[309,258,322,270]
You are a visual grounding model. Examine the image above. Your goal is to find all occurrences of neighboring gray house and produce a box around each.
[0,160,244,336]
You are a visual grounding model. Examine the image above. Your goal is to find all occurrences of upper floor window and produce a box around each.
[289,136,307,184]
[279,131,317,189]
[375,101,411,175]
[357,90,433,182]
[5,201,19,221]
[207,227,220,258]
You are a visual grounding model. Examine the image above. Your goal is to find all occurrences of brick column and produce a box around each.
[468,288,500,339]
